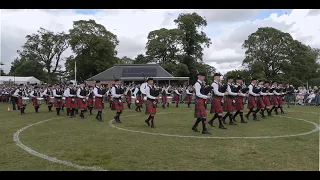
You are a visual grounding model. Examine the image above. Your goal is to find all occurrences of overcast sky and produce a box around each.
[1,9,320,75]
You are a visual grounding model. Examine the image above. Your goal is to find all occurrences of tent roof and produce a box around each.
[87,64,174,81]
[0,76,40,82]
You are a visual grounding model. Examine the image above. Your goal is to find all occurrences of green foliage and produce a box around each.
[17,27,69,83]
[66,19,119,81]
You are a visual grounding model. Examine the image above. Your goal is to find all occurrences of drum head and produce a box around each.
[22,97,29,100]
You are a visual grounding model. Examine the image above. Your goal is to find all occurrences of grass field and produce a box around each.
[0,102,319,171]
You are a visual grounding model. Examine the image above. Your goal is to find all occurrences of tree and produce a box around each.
[194,62,216,84]
[174,12,212,77]
[133,54,151,64]
[66,20,119,81]
[9,56,46,82]
[224,69,252,85]
[19,28,69,83]
[0,62,5,76]
[146,28,182,64]
[119,56,134,64]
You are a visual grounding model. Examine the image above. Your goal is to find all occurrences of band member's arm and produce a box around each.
[174,90,181,95]
[13,89,20,97]
[211,83,224,96]
[76,88,84,98]
[133,88,139,97]
[146,86,156,100]
[30,91,36,98]
[63,88,69,97]
[93,88,103,97]
[42,89,48,96]
[111,87,121,98]
[248,85,258,96]
[186,89,192,95]
[53,89,61,97]
[227,85,237,96]
[273,88,281,95]
[195,82,207,99]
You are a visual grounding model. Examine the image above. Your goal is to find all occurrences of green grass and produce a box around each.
[0,102,319,171]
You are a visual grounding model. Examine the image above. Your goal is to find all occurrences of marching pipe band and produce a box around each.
[2,75,290,135]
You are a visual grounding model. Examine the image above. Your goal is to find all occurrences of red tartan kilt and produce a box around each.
[18,98,23,107]
[174,95,180,102]
[126,96,132,103]
[145,100,156,114]
[223,97,235,112]
[95,97,104,109]
[87,98,94,107]
[194,99,207,118]
[185,95,192,102]
[234,96,244,110]
[142,95,146,103]
[136,96,142,105]
[210,97,223,114]
[271,96,278,105]
[108,96,113,103]
[263,96,271,107]
[162,96,167,103]
[54,98,63,108]
[247,96,257,109]
[67,98,78,108]
[79,98,87,109]
[277,96,284,105]
[112,99,124,110]
[46,96,51,104]
[257,97,265,109]
[32,98,39,106]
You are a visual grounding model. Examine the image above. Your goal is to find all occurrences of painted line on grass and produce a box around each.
[13,117,107,171]
[110,112,320,139]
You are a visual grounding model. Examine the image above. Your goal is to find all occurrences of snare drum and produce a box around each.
[22,97,30,105]
[50,97,55,103]
[167,96,173,104]
[37,97,45,105]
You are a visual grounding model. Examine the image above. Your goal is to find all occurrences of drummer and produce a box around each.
[77,81,88,119]
[133,84,142,112]
[87,86,94,115]
[13,84,27,115]
[53,84,64,116]
[30,86,42,113]
[111,79,124,123]
[42,85,53,112]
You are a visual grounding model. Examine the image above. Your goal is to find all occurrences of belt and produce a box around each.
[147,98,155,101]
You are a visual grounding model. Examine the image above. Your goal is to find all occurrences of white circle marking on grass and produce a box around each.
[13,117,107,171]
[109,112,320,139]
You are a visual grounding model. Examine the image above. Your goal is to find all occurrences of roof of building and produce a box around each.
[0,76,41,82]
[87,64,174,81]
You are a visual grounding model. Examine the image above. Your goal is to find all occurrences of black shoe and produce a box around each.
[151,123,155,128]
[281,112,286,114]
[241,120,247,123]
[202,130,212,135]
[208,120,215,127]
[232,117,236,122]
[145,119,150,126]
[253,118,260,121]
[192,126,200,132]
[222,118,227,124]
[245,114,249,120]
[219,125,227,129]
[229,121,237,125]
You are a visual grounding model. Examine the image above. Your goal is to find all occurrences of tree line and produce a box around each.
[4,12,320,86]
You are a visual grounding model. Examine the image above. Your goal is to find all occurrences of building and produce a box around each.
[86,64,189,85]
[0,76,41,85]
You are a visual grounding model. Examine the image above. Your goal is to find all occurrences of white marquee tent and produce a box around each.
[0,76,41,85]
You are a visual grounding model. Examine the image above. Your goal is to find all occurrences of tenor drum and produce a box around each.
[22,97,30,105]
[37,98,45,105]
[131,96,136,104]
[50,97,55,103]
[167,96,173,104]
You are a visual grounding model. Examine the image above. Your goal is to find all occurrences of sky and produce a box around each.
[1,9,320,75]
